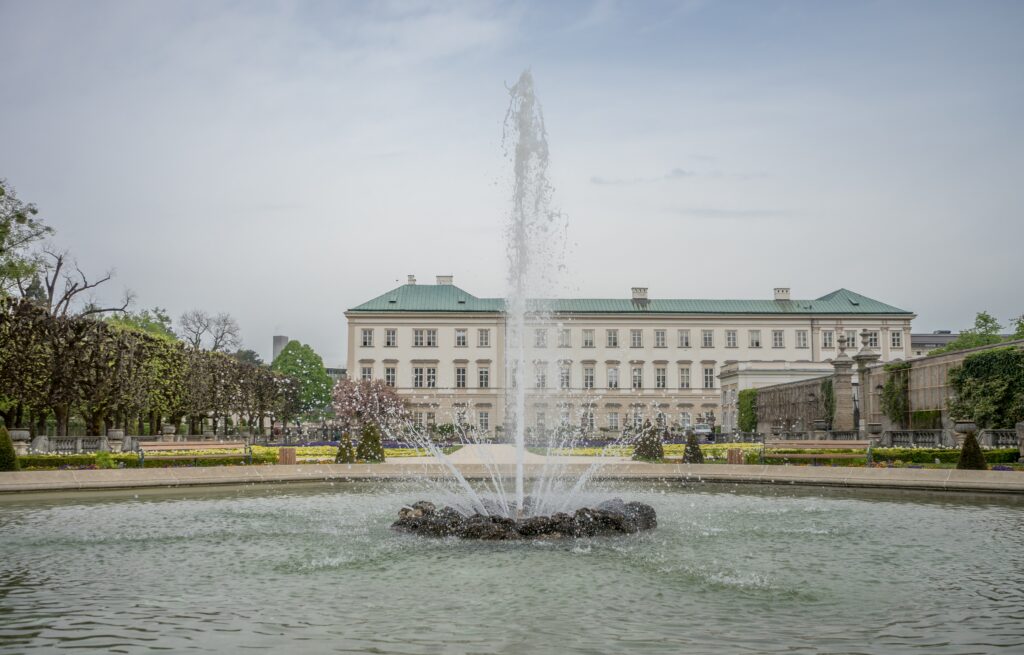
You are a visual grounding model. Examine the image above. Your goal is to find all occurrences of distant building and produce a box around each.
[326,367,347,384]
[911,331,960,357]
[272,335,290,363]
[345,276,914,434]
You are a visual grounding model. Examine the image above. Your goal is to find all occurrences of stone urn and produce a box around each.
[953,419,977,447]
[106,429,125,452]
[8,429,31,456]
[867,423,883,435]
[813,419,829,432]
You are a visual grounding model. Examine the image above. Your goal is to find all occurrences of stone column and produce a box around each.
[853,329,882,436]
[831,335,856,432]
[1016,421,1023,462]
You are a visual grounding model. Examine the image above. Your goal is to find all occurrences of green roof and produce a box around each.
[348,285,912,315]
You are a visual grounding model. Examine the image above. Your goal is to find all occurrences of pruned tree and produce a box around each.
[332,378,407,433]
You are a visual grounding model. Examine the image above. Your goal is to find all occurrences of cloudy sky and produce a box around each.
[2,0,1021,366]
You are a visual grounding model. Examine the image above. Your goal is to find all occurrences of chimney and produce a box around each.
[407,274,416,285]
[436,275,454,285]
[774,287,791,301]
[631,287,648,301]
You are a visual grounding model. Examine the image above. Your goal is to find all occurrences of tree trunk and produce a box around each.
[137,415,145,436]
[54,405,69,437]
[15,402,24,429]
[149,411,158,436]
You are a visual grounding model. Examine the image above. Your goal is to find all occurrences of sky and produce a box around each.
[1,0,1022,366]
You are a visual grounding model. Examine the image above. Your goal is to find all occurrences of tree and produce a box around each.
[0,179,53,296]
[355,422,385,463]
[956,432,988,470]
[209,313,241,352]
[948,347,1024,429]
[179,309,241,352]
[335,432,357,463]
[232,349,263,366]
[17,248,132,317]
[737,389,758,433]
[0,425,17,471]
[632,419,664,461]
[332,378,407,433]
[107,307,176,340]
[933,311,1005,354]
[1011,316,1024,341]
[682,432,704,464]
[270,341,332,421]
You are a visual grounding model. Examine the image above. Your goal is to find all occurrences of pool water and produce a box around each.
[1,481,1022,654]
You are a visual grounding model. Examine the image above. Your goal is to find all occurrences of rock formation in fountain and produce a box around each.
[392,499,657,540]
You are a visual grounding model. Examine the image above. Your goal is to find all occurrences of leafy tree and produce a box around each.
[107,307,176,340]
[0,179,53,296]
[1011,316,1024,340]
[0,425,17,471]
[232,349,263,366]
[332,378,407,433]
[355,422,385,462]
[737,389,758,433]
[336,432,357,463]
[271,341,332,421]
[948,347,1024,429]
[632,419,664,461]
[956,432,988,470]
[933,311,1005,354]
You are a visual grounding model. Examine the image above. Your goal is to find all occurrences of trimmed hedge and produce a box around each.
[0,426,19,471]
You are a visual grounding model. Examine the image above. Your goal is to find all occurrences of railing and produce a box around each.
[45,436,108,454]
[883,430,949,448]
[978,429,1019,449]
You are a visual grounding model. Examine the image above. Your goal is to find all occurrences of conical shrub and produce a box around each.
[632,420,664,461]
[335,432,357,464]
[355,423,386,463]
[956,432,988,470]
[0,426,19,472]
[683,433,704,464]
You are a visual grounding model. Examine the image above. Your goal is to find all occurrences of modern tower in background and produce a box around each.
[272,335,290,363]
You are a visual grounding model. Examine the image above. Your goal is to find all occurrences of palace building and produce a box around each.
[345,276,914,435]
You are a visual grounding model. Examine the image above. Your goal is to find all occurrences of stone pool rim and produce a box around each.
[1,462,1023,495]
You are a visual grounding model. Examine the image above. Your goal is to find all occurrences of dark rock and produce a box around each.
[392,500,657,540]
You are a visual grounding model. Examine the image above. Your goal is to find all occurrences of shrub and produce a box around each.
[737,389,758,432]
[632,421,664,461]
[0,426,19,472]
[335,432,357,464]
[682,433,704,464]
[355,423,385,463]
[956,433,988,470]
[94,451,116,469]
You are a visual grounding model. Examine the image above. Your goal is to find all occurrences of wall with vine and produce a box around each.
[948,346,1024,428]
[737,389,758,432]
[880,361,912,428]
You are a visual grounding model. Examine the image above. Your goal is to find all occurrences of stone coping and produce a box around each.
[1,462,1022,495]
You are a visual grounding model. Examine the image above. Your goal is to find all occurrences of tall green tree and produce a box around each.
[934,311,1005,354]
[0,179,53,296]
[270,341,332,421]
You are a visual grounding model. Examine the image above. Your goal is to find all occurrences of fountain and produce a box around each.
[394,71,656,537]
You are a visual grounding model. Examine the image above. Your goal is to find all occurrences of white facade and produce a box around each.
[346,279,914,434]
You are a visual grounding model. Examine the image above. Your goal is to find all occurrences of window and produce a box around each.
[632,366,643,389]
[360,329,373,347]
[582,329,595,348]
[867,331,879,348]
[426,330,437,347]
[680,367,691,389]
[558,328,571,348]
[822,330,834,349]
[413,411,424,427]
[630,329,643,348]
[656,367,666,389]
[385,328,397,347]
[426,412,435,427]
[536,412,546,431]
[455,367,467,389]
[478,367,490,389]
[426,368,436,388]
[560,365,570,389]
[678,329,691,348]
[679,412,691,428]
[656,412,666,428]
[891,330,903,349]
[632,410,644,430]
[455,329,467,347]
[655,330,666,348]
[360,366,372,381]
[478,329,490,347]
[702,329,713,348]
[726,330,737,348]
[772,330,784,348]
[703,366,715,389]
[413,329,436,347]
[607,329,619,348]
[845,330,858,349]
[583,366,595,389]
[384,367,396,387]
[535,364,547,389]
[478,411,490,432]
[796,330,809,349]
[534,328,548,348]
[608,412,619,431]
[582,411,595,433]
[607,367,619,389]
[749,330,762,348]
[413,367,424,388]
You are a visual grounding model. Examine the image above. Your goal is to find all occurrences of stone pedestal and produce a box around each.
[1017,421,1024,462]
[106,429,124,453]
[9,429,30,456]
[831,361,856,432]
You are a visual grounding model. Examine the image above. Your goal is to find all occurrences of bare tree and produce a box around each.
[179,309,211,350]
[16,248,131,317]
[209,313,241,352]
